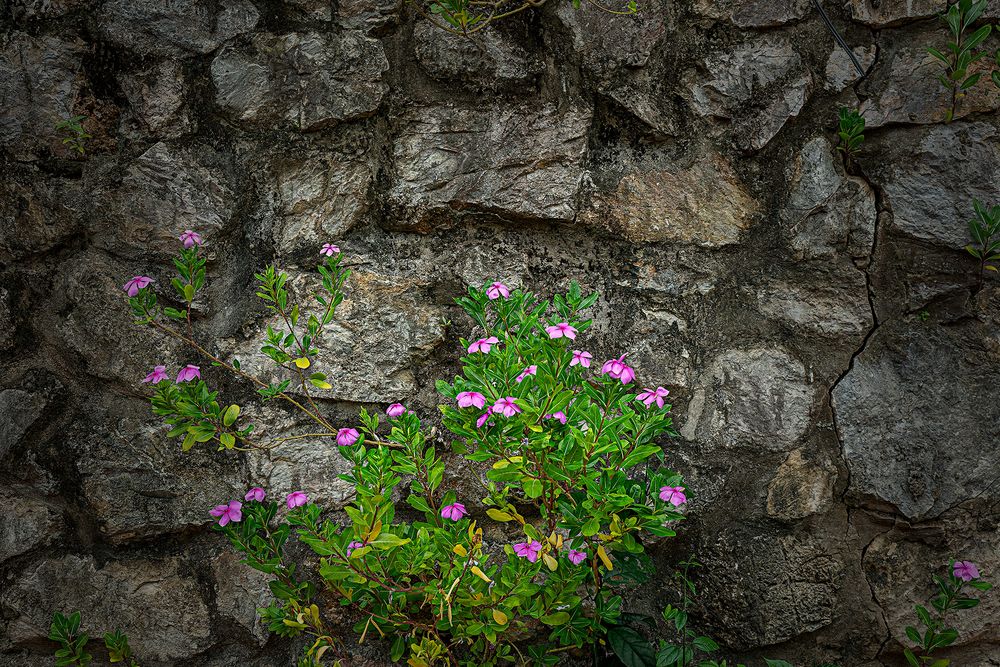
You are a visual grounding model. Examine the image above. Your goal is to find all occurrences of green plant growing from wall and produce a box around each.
[927,0,992,122]
[835,108,865,161]
[54,114,91,155]
[50,612,139,666]
[414,0,637,35]
[965,198,1000,289]
[903,561,992,666]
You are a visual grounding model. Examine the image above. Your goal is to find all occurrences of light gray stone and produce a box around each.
[753,272,872,338]
[211,31,388,131]
[689,37,811,151]
[118,61,193,138]
[693,0,810,27]
[249,433,356,509]
[212,550,272,645]
[388,102,591,227]
[339,0,401,30]
[92,141,235,256]
[783,137,876,261]
[766,450,836,520]
[413,22,542,90]
[0,489,62,564]
[824,46,877,91]
[0,173,85,259]
[2,555,213,661]
[555,0,669,77]
[681,348,814,452]
[579,149,758,247]
[849,0,945,26]
[97,0,259,56]
[0,33,86,159]
[833,317,1000,520]
[876,123,1000,249]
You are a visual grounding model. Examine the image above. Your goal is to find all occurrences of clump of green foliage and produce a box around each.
[965,199,1000,288]
[54,114,91,155]
[903,561,992,666]
[50,612,139,666]
[835,108,865,160]
[926,0,992,122]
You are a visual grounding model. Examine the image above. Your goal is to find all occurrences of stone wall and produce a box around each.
[2,0,999,665]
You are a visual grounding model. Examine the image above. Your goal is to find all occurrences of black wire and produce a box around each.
[812,0,867,79]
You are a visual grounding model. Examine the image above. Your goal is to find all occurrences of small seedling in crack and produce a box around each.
[836,107,865,160]
[54,114,91,155]
[927,0,992,122]
[966,198,1000,289]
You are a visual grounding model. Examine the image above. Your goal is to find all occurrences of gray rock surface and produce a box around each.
[97,0,259,56]
[849,0,945,26]
[693,0,811,27]
[211,31,388,131]
[413,22,543,90]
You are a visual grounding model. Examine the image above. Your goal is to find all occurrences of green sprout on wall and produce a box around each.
[415,0,637,35]
[966,198,1000,288]
[54,114,91,155]
[836,108,865,160]
[927,0,992,122]
[50,612,140,667]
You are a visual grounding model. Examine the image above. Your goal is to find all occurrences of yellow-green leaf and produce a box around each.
[541,552,558,571]
[597,545,613,571]
[540,612,571,626]
[453,544,468,557]
[220,432,236,449]
[183,283,195,302]
[294,357,311,369]
[310,378,333,389]
[181,432,196,452]
[487,509,514,522]
[223,404,240,426]
[471,566,491,582]
[492,609,508,625]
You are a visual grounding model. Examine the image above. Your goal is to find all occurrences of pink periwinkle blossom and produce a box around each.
[457,391,487,409]
[346,540,364,556]
[568,549,587,565]
[468,336,500,354]
[570,350,592,368]
[386,403,406,418]
[546,322,578,340]
[209,500,243,527]
[513,540,543,563]
[175,364,201,383]
[336,428,360,447]
[493,397,521,418]
[659,486,687,507]
[123,276,153,297]
[142,365,169,384]
[516,365,538,383]
[245,487,266,502]
[602,354,635,384]
[440,503,468,521]
[476,407,494,428]
[486,282,510,300]
[954,561,981,581]
[636,386,670,409]
[179,230,203,248]
[320,243,340,256]
[544,411,568,425]
[286,491,308,508]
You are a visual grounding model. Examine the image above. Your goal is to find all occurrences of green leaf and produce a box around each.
[539,611,571,625]
[692,636,719,652]
[223,404,240,427]
[220,433,236,449]
[904,648,920,667]
[582,517,600,537]
[181,431,196,452]
[607,626,656,667]
[370,532,411,550]
[183,283,195,302]
[522,478,543,498]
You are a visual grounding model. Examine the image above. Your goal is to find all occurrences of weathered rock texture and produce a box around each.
[2,1,999,665]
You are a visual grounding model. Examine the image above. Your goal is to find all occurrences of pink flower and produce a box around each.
[386,403,406,418]
[493,397,521,418]
[544,411,567,425]
[568,549,587,565]
[123,276,153,297]
[486,282,510,300]
[468,336,500,354]
[659,486,687,507]
[476,407,494,428]
[346,540,364,556]
[516,365,537,383]
[336,428,360,447]
[142,365,169,383]
[286,491,308,508]
[602,354,635,385]
[513,540,543,563]
[175,364,201,383]
[320,243,340,256]
[209,500,242,527]
[440,503,467,521]
[179,230,202,248]
[637,386,670,409]
[457,391,486,409]
[244,487,266,502]
[954,561,980,581]
[570,350,592,368]
[546,322,577,340]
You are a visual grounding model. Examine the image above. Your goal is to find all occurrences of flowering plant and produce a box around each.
[122,235,685,666]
